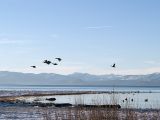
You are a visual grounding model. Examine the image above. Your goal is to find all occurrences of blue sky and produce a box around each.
[0,0,160,75]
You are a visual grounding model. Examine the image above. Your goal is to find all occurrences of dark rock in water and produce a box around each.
[46,98,56,101]
[77,104,121,109]
[32,102,55,107]
[54,103,72,107]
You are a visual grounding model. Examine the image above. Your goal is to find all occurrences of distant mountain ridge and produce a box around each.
[0,71,160,86]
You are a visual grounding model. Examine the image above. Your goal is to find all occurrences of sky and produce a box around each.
[0,0,160,75]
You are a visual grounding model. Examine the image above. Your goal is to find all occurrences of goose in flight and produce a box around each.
[30,66,36,68]
[111,63,116,68]
[43,60,52,65]
[52,63,58,65]
[55,58,62,62]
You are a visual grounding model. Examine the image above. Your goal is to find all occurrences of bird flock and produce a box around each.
[31,58,115,69]
[30,58,62,68]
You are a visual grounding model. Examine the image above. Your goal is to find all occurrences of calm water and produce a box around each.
[0,85,160,92]
[0,85,160,109]
[52,93,160,109]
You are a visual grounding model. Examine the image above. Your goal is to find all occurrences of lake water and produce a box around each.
[52,93,160,109]
[0,85,160,109]
[0,85,160,92]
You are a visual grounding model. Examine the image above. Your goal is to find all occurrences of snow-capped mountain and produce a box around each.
[0,71,160,86]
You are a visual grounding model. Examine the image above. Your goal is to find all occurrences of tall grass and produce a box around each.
[41,93,160,120]
[42,93,144,120]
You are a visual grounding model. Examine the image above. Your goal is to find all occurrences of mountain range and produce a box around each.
[0,71,160,86]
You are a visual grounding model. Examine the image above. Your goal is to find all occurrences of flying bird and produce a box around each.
[55,58,62,62]
[43,60,52,65]
[30,66,36,68]
[52,63,58,65]
[43,60,48,64]
[111,63,116,68]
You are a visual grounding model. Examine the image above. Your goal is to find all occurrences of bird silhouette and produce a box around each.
[52,63,58,65]
[43,60,48,64]
[111,63,116,68]
[43,60,52,65]
[30,66,36,68]
[55,58,62,62]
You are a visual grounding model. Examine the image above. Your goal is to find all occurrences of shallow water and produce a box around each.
[0,85,160,93]
[0,85,160,109]
[31,92,160,109]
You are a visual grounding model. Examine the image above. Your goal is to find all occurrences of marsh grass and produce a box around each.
[41,93,160,120]
[0,104,160,120]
